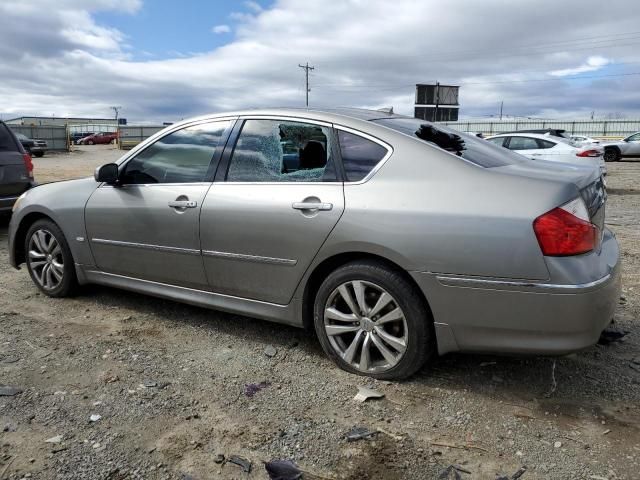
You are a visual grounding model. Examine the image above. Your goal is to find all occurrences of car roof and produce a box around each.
[172,107,405,129]
[489,132,559,141]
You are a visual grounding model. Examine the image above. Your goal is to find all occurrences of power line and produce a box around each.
[298,62,315,107]
[312,71,640,93]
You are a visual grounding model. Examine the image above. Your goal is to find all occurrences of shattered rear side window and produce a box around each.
[373,117,524,168]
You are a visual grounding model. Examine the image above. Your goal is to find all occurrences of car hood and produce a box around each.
[493,158,600,190]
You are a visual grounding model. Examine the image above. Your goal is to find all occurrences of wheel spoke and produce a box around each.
[51,244,61,257]
[37,231,48,253]
[45,264,54,288]
[46,236,57,253]
[50,264,63,281]
[352,281,368,315]
[29,249,46,259]
[359,333,371,371]
[342,330,364,364]
[30,260,47,269]
[369,292,392,318]
[337,285,361,318]
[325,324,361,336]
[374,326,406,353]
[370,332,400,366]
[375,307,403,325]
[325,307,357,323]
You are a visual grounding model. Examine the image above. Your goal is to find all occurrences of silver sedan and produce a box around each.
[8,108,621,379]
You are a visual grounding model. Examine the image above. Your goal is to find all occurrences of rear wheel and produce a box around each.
[604,149,620,162]
[313,260,433,379]
[24,219,78,297]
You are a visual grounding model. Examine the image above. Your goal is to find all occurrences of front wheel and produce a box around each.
[24,219,78,297]
[313,260,433,380]
[87,140,94,145]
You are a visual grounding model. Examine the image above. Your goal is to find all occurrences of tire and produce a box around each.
[33,151,44,158]
[604,149,620,162]
[313,260,433,380]
[88,140,94,145]
[24,219,78,298]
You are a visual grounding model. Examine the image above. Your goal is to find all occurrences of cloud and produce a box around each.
[550,56,610,77]
[0,0,639,122]
[244,1,263,13]
[212,24,231,34]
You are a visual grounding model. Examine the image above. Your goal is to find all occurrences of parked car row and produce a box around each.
[8,108,619,380]
[486,132,606,176]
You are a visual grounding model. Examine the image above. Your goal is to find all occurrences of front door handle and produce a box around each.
[168,200,197,208]
[292,202,333,211]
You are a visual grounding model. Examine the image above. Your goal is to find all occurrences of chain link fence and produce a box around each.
[118,126,165,149]
[9,125,69,151]
[437,120,640,139]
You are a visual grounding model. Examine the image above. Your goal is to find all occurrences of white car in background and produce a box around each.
[486,133,606,176]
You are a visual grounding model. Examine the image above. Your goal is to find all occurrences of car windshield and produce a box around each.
[373,117,524,168]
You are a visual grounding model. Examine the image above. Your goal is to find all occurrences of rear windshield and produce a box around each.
[0,124,19,152]
[373,117,524,168]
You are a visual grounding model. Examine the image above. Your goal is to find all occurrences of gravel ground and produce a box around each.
[1,148,639,479]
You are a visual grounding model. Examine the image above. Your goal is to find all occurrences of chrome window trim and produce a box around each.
[202,249,297,266]
[236,115,333,128]
[99,182,212,189]
[436,272,612,293]
[211,181,342,186]
[333,125,394,185]
[91,238,200,256]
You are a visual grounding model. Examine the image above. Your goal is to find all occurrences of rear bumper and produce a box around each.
[412,230,621,356]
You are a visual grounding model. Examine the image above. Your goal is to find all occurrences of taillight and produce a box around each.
[533,198,597,256]
[577,149,601,157]
[22,153,34,179]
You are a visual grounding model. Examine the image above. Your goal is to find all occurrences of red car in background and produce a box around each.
[78,132,118,145]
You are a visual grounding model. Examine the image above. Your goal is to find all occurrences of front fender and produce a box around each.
[9,178,99,269]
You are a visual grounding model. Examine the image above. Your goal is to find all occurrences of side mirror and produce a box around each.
[94,163,119,184]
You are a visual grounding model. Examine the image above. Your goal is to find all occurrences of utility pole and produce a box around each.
[499,100,504,121]
[110,106,122,123]
[298,62,314,107]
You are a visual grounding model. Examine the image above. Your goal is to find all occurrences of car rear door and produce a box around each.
[505,136,549,160]
[199,117,344,305]
[0,123,31,208]
[84,119,233,289]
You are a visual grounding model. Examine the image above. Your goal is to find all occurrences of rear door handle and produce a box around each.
[168,200,197,208]
[292,202,333,211]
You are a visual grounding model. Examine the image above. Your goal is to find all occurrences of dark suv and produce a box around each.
[0,121,35,214]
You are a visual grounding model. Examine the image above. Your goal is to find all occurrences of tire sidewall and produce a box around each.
[24,219,77,297]
[313,262,431,379]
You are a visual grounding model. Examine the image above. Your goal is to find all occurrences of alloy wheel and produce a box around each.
[324,280,408,373]
[27,229,64,290]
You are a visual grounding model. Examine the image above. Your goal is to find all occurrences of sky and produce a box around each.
[1,0,640,123]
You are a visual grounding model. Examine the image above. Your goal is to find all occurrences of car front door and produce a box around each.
[199,118,345,305]
[84,119,233,289]
[623,133,640,155]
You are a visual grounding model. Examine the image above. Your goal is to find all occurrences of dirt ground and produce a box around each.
[1,146,639,479]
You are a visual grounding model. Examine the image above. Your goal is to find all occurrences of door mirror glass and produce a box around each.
[95,163,119,184]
